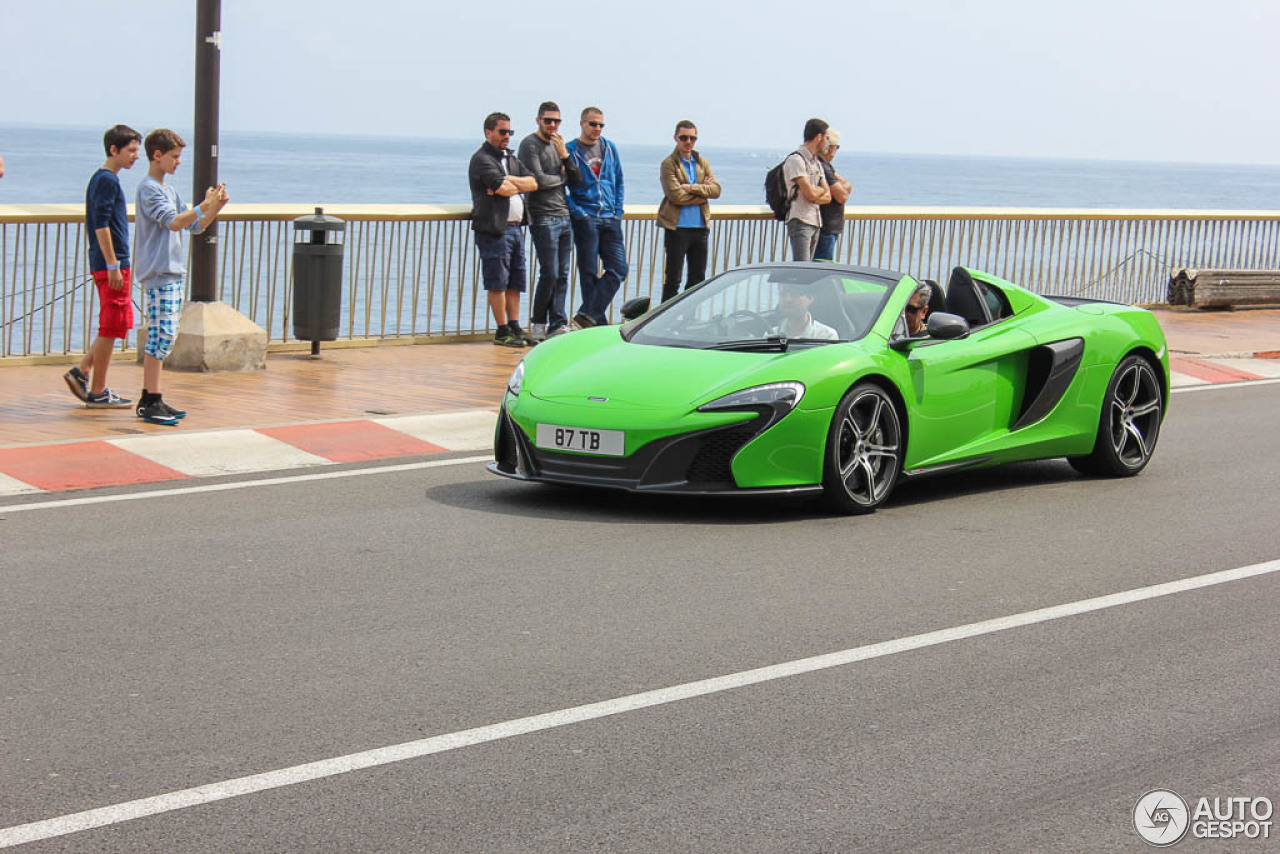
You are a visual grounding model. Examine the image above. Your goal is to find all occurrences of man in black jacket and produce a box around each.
[469,112,539,346]
[517,101,583,340]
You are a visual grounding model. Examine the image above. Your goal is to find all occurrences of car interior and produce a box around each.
[802,275,890,340]
[923,279,947,316]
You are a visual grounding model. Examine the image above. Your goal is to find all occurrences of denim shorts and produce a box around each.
[475,225,527,292]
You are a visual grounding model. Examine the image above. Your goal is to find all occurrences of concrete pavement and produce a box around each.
[2,385,1278,851]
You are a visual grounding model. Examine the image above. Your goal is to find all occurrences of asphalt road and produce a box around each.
[2,383,1278,852]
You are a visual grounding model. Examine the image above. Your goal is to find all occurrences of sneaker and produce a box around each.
[493,328,526,348]
[160,400,188,420]
[85,388,132,409]
[507,321,537,347]
[63,367,89,402]
[570,313,596,331]
[528,322,547,342]
[548,324,570,337]
[136,399,179,425]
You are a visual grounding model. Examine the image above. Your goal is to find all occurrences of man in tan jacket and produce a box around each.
[657,121,721,302]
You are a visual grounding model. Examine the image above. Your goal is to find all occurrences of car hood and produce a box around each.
[522,327,864,410]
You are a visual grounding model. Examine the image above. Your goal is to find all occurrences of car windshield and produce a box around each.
[626,266,897,350]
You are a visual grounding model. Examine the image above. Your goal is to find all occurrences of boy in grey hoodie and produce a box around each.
[133,128,228,425]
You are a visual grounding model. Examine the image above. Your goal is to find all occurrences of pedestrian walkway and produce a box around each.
[0,342,522,496]
[0,341,523,447]
[1,308,1278,497]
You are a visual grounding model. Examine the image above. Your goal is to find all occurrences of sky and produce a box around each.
[3,0,1278,165]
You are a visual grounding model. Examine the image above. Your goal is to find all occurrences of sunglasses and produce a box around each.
[905,305,924,315]
[677,135,697,142]
[540,117,562,125]
[496,129,515,136]
[586,121,605,129]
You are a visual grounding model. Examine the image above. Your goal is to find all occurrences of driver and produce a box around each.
[767,282,838,340]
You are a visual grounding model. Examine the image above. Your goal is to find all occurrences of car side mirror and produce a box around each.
[620,297,651,322]
[926,312,970,340]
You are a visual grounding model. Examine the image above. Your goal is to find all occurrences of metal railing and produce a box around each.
[3,203,1278,358]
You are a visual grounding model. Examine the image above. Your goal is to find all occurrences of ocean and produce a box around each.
[3,125,1279,211]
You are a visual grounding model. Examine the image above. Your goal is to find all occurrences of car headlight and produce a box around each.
[698,382,805,427]
[506,361,524,396]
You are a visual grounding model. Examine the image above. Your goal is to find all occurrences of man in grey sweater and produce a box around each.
[517,101,583,340]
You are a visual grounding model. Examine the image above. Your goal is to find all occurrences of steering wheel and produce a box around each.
[723,309,771,338]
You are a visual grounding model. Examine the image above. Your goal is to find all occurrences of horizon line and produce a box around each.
[3,121,1279,171]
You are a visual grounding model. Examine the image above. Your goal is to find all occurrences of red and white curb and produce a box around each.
[2,357,1278,498]
[1169,355,1280,386]
[0,410,497,497]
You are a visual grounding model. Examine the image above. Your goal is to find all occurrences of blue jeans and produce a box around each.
[815,232,839,262]
[529,215,572,330]
[571,215,628,325]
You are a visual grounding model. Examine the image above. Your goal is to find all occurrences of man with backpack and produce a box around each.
[779,118,832,261]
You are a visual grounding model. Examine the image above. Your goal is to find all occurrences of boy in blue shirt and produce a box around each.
[64,124,142,408]
[133,128,228,425]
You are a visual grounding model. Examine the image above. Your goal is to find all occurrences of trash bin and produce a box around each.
[293,207,345,357]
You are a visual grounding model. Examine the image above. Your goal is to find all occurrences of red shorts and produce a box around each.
[92,268,135,339]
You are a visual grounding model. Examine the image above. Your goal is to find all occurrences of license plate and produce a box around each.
[536,423,625,456]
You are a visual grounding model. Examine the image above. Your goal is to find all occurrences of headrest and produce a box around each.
[946,267,991,326]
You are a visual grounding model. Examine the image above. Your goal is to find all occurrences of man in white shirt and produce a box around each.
[768,283,839,340]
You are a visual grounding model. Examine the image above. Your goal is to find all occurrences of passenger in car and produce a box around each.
[768,282,839,340]
[892,281,933,339]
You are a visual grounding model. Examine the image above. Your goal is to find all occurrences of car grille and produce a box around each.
[503,409,770,492]
[685,424,761,486]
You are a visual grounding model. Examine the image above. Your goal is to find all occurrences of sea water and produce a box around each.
[3,124,1279,210]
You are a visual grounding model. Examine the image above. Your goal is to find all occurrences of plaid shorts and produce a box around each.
[144,281,184,360]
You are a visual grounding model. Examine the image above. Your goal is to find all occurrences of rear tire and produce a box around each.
[1070,354,1162,477]
[822,383,903,514]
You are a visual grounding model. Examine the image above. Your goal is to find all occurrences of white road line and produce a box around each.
[2,558,1277,849]
[0,456,492,515]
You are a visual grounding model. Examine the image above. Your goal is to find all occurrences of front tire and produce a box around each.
[822,383,903,514]
[1069,354,1162,477]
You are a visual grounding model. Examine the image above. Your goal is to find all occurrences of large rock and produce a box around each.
[159,301,267,372]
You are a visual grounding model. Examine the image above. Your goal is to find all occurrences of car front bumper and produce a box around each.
[488,403,823,497]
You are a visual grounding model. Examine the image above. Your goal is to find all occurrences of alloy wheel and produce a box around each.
[1108,361,1161,468]
[836,389,902,507]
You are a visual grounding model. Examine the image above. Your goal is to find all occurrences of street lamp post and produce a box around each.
[191,0,220,303]
[164,0,268,373]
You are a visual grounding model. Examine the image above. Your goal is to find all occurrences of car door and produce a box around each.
[898,322,1037,468]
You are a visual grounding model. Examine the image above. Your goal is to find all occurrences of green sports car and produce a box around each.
[489,263,1168,514]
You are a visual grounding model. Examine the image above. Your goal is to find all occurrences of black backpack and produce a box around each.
[764,151,802,221]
